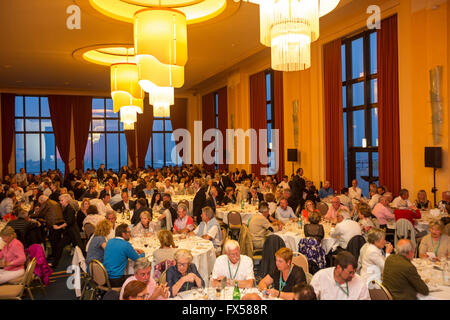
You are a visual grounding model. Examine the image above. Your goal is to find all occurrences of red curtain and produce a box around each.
[378,14,401,195]
[136,101,153,168]
[48,95,72,176]
[1,94,15,177]
[250,71,267,177]
[323,39,345,193]
[202,93,215,171]
[273,71,285,181]
[72,96,93,170]
[125,130,136,169]
[217,87,228,171]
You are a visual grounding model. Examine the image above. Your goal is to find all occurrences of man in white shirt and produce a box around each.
[15,168,27,187]
[110,188,122,207]
[348,179,362,200]
[211,240,254,288]
[93,193,114,216]
[277,175,289,190]
[391,189,413,208]
[42,181,52,197]
[275,199,297,223]
[191,206,222,252]
[330,209,362,250]
[337,188,353,211]
[310,251,370,300]
[10,183,24,200]
[163,179,175,196]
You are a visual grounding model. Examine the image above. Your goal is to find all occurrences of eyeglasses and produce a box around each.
[177,262,189,267]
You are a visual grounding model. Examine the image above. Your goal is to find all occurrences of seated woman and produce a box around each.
[357,205,377,240]
[121,280,149,300]
[77,199,90,231]
[221,187,236,205]
[264,193,278,216]
[158,200,175,231]
[301,200,320,223]
[358,228,393,284]
[419,220,449,260]
[304,211,325,242]
[258,247,306,300]
[150,192,163,212]
[82,205,105,231]
[153,230,177,265]
[86,219,112,265]
[131,211,154,237]
[415,190,432,210]
[0,226,26,284]
[166,249,204,297]
[173,204,194,234]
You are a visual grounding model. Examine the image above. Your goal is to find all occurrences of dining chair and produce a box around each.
[0,257,36,300]
[368,280,393,300]
[292,252,309,274]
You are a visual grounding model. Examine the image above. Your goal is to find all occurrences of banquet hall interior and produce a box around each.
[0,0,449,301]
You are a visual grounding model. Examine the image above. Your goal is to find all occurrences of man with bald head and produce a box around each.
[325,197,349,224]
[382,239,429,300]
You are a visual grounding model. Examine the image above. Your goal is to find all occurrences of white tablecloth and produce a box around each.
[128,234,216,282]
[413,258,450,300]
[275,222,336,254]
[216,204,259,225]
[171,286,281,300]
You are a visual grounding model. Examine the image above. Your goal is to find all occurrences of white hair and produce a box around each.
[224,240,240,253]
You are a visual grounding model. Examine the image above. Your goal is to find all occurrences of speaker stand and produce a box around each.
[432,167,438,208]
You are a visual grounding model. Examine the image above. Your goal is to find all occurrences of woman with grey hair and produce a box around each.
[358,228,393,284]
[166,249,204,297]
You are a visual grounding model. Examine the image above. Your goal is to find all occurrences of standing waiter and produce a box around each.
[290,168,306,209]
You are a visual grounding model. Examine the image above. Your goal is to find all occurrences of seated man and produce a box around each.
[325,196,349,224]
[319,181,334,199]
[247,187,264,204]
[248,202,277,250]
[438,191,450,212]
[190,206,222,253]
[330,209,362,251]
[337,188,353,212]
[310,251,370,300]
[372,194,395,229]
[92,193,114,217]
[112,191,136,213]
[173,204,194,234]
[119,258,169,300]
[275,199,297,223]
[211,240,255,288]
[382,239,429,300]
[103,223,145,287]
[391,189,413,208]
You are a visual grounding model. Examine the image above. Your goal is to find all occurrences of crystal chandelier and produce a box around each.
[244,0,340,71]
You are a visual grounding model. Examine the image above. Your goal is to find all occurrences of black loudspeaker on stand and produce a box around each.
[425,147,442,208]
[287,149,298,177]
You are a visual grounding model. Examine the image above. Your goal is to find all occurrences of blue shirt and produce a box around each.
[86,236,107,265]
[103,237,145,279]
[166,264,204,297]
[319,187,334,199]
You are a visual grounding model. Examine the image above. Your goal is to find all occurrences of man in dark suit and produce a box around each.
[205,186,219,213]
[122,182,136,198]
[112,191,136,212]
[247,187,264,203]
[219,173,236,191]
[81,183,98,199]
[282,188,299,212]
[291,168,306,202]
[192,179,206,223]
[97,163,105,182]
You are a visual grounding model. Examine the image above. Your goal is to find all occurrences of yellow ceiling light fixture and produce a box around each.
[110,63,145,129]
[243,0,340,71]
[134,8,187,117]
[88,0,227,24]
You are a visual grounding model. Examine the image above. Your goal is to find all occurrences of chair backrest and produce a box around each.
[316,202,329,216]
[292,252,309,273]
[394,218,415,246]
[227,211,242,229]
[23,258,37,287]
[305,272,313,285]
[89,259,110,289]
[346,235,366,262]
[369,280,393,300]
[260,235,286,277]
[84,223,95,239]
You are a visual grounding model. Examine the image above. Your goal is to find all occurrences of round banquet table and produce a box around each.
[171,286,282,300]
[216,204,259,225]
[413,258,450,300]
[128,234,216,282]
[274,221,336,254]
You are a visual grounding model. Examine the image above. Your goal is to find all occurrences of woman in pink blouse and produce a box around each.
[0,226,26,284]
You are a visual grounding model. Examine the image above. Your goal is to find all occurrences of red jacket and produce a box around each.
[394,209,421,226]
